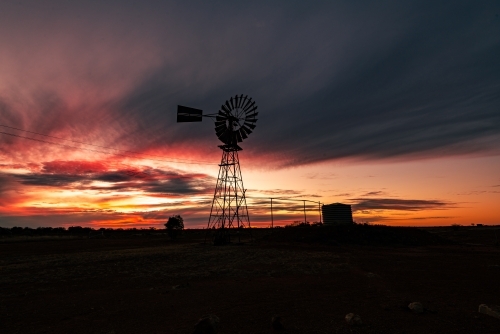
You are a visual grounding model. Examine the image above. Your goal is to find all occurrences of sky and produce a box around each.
[0,0,499,228]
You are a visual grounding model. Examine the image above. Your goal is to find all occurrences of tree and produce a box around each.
[164,215,184,240]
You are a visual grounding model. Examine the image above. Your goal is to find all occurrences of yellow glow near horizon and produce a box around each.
[1,153,498,228]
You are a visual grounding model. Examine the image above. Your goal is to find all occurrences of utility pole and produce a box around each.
[303,200,307,224]
[270,198,274,228]
[318,201,322,223]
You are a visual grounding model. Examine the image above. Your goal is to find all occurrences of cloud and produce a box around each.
[251,189,304,196]
[111,0,500,166]
[15,173,89,187]
[0,1,498,168]
[0,199,216,228]
[351,198,452,212]
[457,190,500,195]
[407,216,455,220]
[362,191,386,197]
[0,1,499,228]
[303,172,337,180]
[11,160,214,196]
[0,173,19,207]
[41,161,108,174]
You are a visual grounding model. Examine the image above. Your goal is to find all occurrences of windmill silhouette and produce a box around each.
[177,95,258,244]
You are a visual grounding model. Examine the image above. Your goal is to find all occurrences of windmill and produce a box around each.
[177,95,258,244]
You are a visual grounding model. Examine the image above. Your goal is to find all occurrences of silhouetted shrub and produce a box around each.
[0,227,10,236]
[11,226,24,235]
[164,215,184,240]
[68,226,93,235]
[263,224,450,246]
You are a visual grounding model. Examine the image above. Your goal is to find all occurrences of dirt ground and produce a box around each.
[1,227,500,333]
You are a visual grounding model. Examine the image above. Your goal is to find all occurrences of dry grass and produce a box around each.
[1,242,347,292]
[2,229,500,333]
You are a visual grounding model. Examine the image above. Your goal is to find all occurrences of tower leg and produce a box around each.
[206,145,251,244]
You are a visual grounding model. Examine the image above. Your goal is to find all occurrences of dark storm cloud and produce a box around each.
[0,0,499,166]
[144,178,210,195]
[351,198,452,212]
[107,0,500,166]
[15,173,89,187]
[11,162,214,196]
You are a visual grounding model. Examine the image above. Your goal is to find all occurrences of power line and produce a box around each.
[0,131,218,166]
[0,124,216,165]
[0,124,217,165]
[0,129,322,198]
[246,195,321,204]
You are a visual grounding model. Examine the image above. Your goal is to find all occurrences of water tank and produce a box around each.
[322,203,354,225]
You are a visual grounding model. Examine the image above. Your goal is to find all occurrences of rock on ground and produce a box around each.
[478,304,500,320]
[408,302,424,314]
[345,313,362,326]
[193,314,219,334]
[271,315,285,330]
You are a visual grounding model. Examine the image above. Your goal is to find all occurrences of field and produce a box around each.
[1,225,500,333]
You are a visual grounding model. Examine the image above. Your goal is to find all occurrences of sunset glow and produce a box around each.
[1,1,499,229]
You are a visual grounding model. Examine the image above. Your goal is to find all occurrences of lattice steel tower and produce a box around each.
[176,95,258,244]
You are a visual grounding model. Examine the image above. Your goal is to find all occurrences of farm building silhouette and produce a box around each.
[322,203,354,225]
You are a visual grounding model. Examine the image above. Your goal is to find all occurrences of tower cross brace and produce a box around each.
[207,144,251,244]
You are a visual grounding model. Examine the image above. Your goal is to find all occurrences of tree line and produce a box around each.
[0,215,185,238]
[0,226,166,236]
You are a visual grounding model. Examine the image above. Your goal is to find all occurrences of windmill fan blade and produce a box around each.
[234,95,239,109]
[245,115,258,123]
[240,129,248,139]
[236,94,244,108]
[237,95,246,108]
[215,121,226,129]
[240,125,250,135]
[230,97,235,109]
[235,130,243,142]
[217,132,228,142]
[230,132,238,144]
[229,132,238,144]
[216,126,227,136]
[225,100,232,111]
[243,101,255,112]
[217,134,228,144]
[244,122,256,129]
[241,124,253,135]
[217,129,230,143]
[241,97,252,110]
[244,105,258,114]
[221,105,230,114]
[215,125,227,134]
[215,121,227,129]
[215,115,227,122]
[246,111,258,119]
